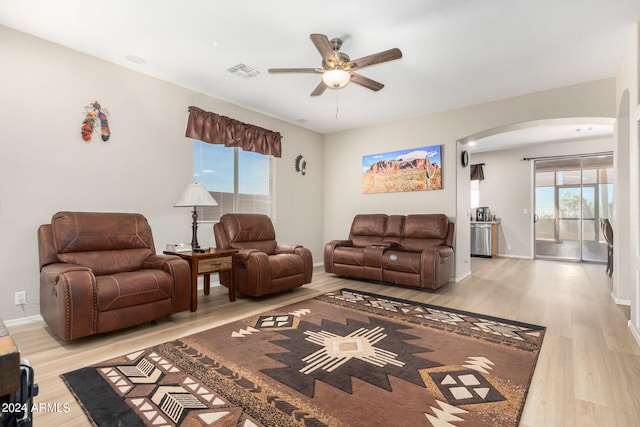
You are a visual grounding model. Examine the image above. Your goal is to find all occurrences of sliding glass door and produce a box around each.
[534,154,613,262]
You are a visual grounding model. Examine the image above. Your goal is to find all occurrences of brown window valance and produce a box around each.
[470,163,485,181]
[185,106,282,157]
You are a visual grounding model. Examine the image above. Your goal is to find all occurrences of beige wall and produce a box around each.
[470,138,614,259]
[324,80,616,280]
[0,26,324,321]
[1,22,633,327]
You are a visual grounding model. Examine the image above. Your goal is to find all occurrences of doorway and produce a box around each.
[534,153,614,261]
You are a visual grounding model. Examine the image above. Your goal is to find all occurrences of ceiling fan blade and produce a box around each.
[310,33,335,62]
[349,73,385,91]
[310,81,328,97]
[268,68,322,74]
[347,48,403,70]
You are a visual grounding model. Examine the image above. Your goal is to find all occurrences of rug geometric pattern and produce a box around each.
[61,288,546,427]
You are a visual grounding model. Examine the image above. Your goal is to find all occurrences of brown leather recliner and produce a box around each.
[38,211,191,341]
[214,214,313,297]
[324,214,455,289]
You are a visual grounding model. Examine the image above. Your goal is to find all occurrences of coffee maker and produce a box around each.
[476,207,491,221]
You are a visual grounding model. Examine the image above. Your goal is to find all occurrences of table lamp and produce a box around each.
[174,183,218,251]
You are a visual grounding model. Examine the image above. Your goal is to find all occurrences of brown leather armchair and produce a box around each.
[214,214,313,297]
[38,211,191,341]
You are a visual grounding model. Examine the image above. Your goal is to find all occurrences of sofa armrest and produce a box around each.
[437,246,454,259]
[328,239,353,247]
[273,246,312,283]
[40,263,97,341]
[143,255,191,313]
[275,245,300,254]
[324,240,351,273]
[233,249,271,295]
[233,249,263,263]
[40,263,92,280]
[419,246,455,289]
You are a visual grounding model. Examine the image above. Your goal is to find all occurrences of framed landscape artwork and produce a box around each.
[362,145,442,194]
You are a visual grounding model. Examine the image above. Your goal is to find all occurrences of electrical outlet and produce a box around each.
[15,290,27,305]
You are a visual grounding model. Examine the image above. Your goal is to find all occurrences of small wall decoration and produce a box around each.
[362,145,442,194]
[295,154,307,175]
[461,150,469,167]
[81,101,110,142]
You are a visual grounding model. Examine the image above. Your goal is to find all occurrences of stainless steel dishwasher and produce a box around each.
[471,223,492,257]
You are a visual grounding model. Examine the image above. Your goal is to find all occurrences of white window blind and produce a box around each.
[193,141,273,221]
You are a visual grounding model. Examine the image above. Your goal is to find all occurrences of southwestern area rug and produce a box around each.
[62,289,546,427]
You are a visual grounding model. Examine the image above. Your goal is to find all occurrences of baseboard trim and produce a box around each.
[454,271,472,282]
[628,320,640,347]
[4,314,44,327]
[611,291,631,306]
[497,253,534,259]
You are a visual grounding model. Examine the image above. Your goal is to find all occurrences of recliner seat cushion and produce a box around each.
[332,247,365,266]
[58,249,155,276]
[269,254,305,279]
[97,270,174,312]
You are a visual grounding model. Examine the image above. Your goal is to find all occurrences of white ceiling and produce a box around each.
[461,118,616,153]
[1,0,638,144]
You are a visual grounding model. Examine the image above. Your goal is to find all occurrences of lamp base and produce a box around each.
[190,207,200,250]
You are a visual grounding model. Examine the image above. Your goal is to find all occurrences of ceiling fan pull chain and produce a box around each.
[335,91,339,120]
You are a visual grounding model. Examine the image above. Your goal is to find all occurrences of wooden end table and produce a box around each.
[164,248,238,312]
[0,319,20,397]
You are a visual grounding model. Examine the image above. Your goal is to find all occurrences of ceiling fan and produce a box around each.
[268,34,403,97]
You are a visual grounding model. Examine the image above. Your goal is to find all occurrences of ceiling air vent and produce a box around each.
[227,63,260,78]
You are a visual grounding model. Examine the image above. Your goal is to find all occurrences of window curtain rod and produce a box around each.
[522,151,612,161]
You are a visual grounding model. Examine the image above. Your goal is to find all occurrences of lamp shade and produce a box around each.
[322,69,351,89]
[174,183,218,207]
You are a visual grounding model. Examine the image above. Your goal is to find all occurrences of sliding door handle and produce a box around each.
[533,214,539,223]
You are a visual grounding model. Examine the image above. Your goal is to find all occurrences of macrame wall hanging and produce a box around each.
[81,101,110,142]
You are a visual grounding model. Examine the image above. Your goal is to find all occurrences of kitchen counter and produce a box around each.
[470,221,500,257]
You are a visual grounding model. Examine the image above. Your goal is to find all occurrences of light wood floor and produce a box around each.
[7,258,640,426]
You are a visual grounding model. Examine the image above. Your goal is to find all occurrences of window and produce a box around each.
[193,141,273,221]
[470,179,480,209]
[534,154,613,262]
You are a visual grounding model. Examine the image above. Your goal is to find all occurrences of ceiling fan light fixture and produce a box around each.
[322,69,351,89]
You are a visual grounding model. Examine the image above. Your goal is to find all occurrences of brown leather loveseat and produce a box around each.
[324,214,455,289]
[214,213,313,297]
[38,211,192,341]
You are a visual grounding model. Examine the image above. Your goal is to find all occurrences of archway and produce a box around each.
[456,117,615,275]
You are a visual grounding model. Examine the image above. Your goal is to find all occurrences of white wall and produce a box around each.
[615,22,640,343]
[324,80,616,280]
[470,137,614,258]
[0,26,324,322]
